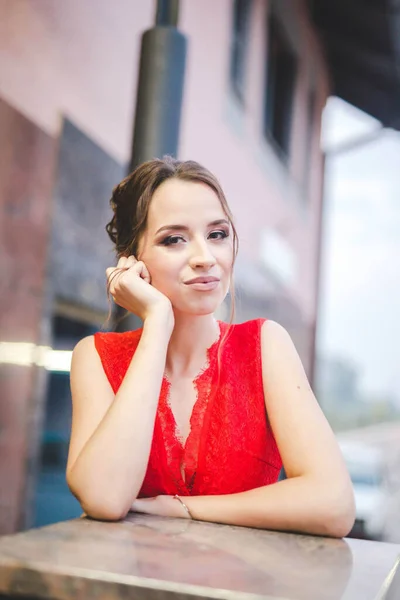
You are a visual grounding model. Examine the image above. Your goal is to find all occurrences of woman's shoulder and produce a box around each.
[93,328,143,355]
[220,318,267,336]
[71,329,144,390]
[259,319,293,346]
[72,329,143,358]
[218,319,267,353]
[220,319,291,351]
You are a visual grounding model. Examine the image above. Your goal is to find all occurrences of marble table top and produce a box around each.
[0,514,399,600]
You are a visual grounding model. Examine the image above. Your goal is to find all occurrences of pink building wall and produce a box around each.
[179,0,329,321]
[0,0,330,532]
[0,0,329,322]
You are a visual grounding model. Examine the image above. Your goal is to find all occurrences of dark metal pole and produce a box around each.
[155,0,179,27]
[128,0,187,172]
[116,0,187,332]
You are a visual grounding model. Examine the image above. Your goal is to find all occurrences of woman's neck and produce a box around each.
[165,313,220,379]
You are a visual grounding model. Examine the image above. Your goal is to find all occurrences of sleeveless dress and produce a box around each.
[94,318,282,498]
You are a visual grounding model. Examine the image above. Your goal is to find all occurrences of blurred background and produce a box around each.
[0,0,399,543]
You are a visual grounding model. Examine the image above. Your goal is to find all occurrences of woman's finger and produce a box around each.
[106,267,125,295]
[125,255,137,268]
[135,261,151,284]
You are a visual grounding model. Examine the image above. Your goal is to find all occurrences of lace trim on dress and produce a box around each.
[158,321,225,493]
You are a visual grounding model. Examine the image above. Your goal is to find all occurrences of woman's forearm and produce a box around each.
[184,476,355,538]
[67,311,172,520]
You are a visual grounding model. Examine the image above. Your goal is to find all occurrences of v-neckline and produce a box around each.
[159,321,224,491]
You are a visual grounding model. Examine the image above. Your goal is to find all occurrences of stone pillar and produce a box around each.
[0,98,56,534]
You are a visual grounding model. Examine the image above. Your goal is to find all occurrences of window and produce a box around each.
[230,0,252,103]
[264,13,298,157]
[33,315,98,527]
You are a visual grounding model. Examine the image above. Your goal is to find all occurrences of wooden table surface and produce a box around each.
[0,514,399,600]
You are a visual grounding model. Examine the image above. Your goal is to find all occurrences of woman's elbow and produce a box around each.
[80,499,129,522]
[67,475,131,521]
[323,508,355,538]
[320,485,356,538]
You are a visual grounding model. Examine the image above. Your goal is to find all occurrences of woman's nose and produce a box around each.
[188,240,216,269]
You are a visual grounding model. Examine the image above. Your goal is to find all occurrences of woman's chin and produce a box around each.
[173,298,222,317]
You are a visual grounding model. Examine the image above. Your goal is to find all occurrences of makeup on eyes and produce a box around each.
[159,229,229,246]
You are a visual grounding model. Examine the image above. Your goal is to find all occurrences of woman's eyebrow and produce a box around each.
[155,224,188,235]
[155,219,229,235]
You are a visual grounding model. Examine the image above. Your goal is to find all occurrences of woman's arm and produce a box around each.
[132,320,355,537]
[67,307,172,521]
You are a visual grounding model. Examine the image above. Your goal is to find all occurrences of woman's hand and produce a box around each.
[131,496,191,519]
[106,255,172,323]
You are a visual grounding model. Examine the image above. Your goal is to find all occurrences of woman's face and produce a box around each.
[138,178,234,316]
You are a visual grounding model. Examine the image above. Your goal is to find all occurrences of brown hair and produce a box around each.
[106,156,238,322]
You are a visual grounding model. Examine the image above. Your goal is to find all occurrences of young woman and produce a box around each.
[66,157,355,537]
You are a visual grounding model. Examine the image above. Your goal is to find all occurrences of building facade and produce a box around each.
[0,0,329,533]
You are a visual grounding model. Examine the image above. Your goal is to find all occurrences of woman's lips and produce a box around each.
[184,276,220,291]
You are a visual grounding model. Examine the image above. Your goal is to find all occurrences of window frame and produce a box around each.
[229,0,253,105]
[263,9,299,161]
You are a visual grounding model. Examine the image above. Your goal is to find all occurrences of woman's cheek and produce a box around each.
[149,273,174,298]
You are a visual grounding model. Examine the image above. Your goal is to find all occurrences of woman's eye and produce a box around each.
[160,235,185,246]
[209,230,229,240]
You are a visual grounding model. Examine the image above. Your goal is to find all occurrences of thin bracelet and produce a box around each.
[173,494,193,519]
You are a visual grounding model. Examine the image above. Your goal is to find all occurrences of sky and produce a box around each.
[317,97,400,404]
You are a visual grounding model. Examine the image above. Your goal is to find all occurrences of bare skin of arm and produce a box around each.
[67,256,174,520]
[132,320,356,538]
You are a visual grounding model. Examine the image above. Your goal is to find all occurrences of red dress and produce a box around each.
[94,319,282,497]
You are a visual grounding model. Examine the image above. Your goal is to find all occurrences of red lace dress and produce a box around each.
[94,319,282,498]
